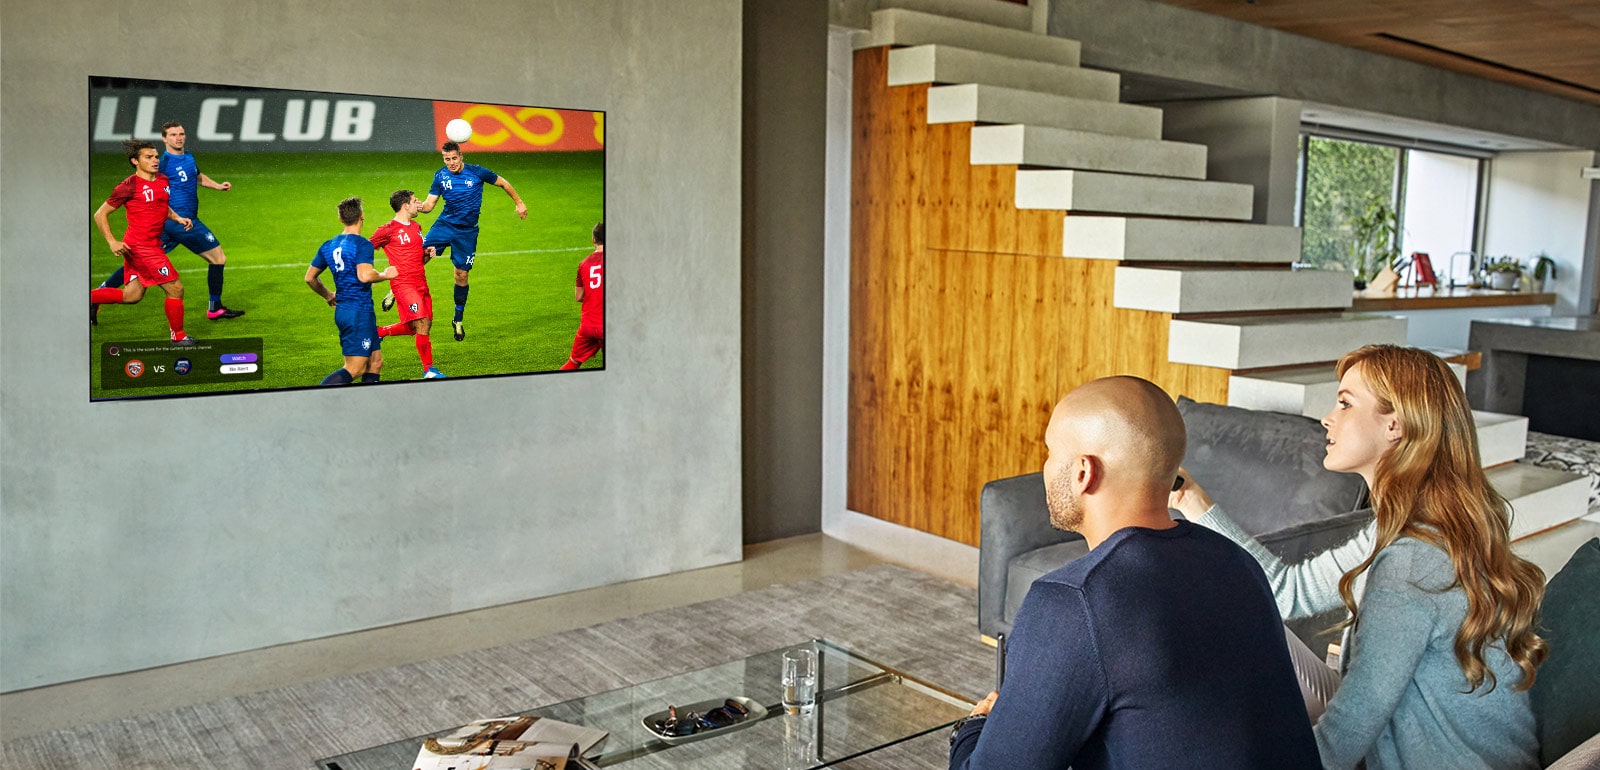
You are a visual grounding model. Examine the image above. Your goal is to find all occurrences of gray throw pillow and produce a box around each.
[1176,397,1368,537]
[1534,537,1600,767]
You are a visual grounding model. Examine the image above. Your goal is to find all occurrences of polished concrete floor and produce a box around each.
[3,516,1595,742]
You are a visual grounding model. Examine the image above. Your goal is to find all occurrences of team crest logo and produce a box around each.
[125,359,145,378]
[158,266,171,277]
[362,338,372,351]
[409,303,420,313]
[174,358,192,375]
[206,233,215,242]
[465,180,474,187]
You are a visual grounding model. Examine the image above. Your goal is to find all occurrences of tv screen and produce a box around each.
[88,77,604,400]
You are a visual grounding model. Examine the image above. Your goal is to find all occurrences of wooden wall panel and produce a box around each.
[848,47,1230,546]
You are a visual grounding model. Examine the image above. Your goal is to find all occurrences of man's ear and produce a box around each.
[1076,455,1101,494]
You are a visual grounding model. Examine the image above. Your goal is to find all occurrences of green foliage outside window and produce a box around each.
[1301,137,1400,276]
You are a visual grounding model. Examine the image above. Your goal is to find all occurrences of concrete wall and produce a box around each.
[1151,97,1304,227]
[742,0,828,543]
[0,0,744,692]
[1050,0,1600,152]
[1484,150,1597,315]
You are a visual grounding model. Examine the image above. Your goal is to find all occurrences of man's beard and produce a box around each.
[1045,467,1084,532]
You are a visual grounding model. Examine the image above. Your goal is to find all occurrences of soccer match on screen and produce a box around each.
[87,77,605,401]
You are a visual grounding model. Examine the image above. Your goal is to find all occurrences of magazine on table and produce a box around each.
[413,715,609,770]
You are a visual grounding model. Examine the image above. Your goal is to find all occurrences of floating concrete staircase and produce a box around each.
[850,0,1591,542]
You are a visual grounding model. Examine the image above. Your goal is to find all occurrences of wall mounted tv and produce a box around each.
[88,77,605,401]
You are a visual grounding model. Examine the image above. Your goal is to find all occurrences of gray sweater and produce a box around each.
[1200,506,1539,770]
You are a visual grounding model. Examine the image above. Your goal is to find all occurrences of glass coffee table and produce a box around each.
[316,639,973,769]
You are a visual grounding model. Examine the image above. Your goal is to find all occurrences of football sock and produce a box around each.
[453,285,468,322]
[560,358,581,371]
[321,368,354,385]
[377,322,415,338]
[415,334,433,370]
[360,373,381,383]
[207,264,224,311]
[164,297,186,339]
[91,288,124,305]
[100,267,126,289]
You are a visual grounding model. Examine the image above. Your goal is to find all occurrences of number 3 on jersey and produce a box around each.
[588,264,603,289]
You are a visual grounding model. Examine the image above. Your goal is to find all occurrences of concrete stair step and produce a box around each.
[1015,169,1251,219]
[1167,313,1408,370]
[864,9,1077,66]
[1474,411,1530,468]
[1060,217,1299,262]
[1227,361,1470,420]
[888,45,1120,102]
[929,85,1162,139]
[972,124,1205,179]
[1492,463,1591,540]
[1114,267,1351,314]
[879,0,1033,31]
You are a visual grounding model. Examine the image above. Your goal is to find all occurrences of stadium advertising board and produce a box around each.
[88,77,605,400]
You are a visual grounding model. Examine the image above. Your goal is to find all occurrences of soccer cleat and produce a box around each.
[172,336,199,347]
[423,367,447,379]
[382,291,396,311]
[207,306,245,320]
[452,320,465,341]
[90,302,99,326]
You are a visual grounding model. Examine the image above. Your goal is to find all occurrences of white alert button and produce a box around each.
[220,363,259,375]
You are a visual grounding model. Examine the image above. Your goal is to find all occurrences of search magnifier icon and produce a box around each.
[108,345,121,357]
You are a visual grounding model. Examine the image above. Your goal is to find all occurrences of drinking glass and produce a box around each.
[781,647,818,714]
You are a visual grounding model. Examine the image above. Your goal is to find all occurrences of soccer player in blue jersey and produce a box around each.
[387,140,527,342]
[304,197,398,385]
[91,121,245,325]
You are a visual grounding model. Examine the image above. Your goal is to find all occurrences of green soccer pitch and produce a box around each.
[88,150,604,400]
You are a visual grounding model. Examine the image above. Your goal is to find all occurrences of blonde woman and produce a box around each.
[1171,345,1547,770]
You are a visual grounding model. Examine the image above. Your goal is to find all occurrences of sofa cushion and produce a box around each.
[1005,539,1090,626]
[1178,397,1368,538]
[1533,537,1600,767]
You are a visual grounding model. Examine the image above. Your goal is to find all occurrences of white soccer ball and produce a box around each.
[445,118,473,144]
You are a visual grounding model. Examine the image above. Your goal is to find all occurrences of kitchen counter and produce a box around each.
[1352,286,1557,311]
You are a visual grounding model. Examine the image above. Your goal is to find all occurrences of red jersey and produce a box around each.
[106,173,171,246]
[576,250,604,327]
[370,218,428,290]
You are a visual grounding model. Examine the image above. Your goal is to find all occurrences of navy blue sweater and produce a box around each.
[951,522,1320,769]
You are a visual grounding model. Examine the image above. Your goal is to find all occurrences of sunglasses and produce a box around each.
[653,699,752,737]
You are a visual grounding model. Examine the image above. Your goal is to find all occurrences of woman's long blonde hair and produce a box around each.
[1335,345,1547,692]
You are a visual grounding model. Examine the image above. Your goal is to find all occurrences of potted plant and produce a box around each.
[1346,196,1401,290]
[1485,257,1522,291]
[1529,252,1557,293]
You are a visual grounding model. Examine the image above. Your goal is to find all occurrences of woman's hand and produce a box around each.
[1168,465,1215,521]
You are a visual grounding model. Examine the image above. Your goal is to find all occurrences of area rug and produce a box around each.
[1,564,991,770]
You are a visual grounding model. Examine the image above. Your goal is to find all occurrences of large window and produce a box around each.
[1297,133,1486,286]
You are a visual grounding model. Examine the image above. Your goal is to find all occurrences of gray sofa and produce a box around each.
[977,397,1600,768]
[979,397,1372,657]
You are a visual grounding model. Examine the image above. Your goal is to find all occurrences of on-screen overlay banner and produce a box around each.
[90,80,603,153]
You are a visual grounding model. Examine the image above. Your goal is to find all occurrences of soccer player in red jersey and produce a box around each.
[90,140,196,344]
[370,189,446,379]
[561,222,605,370]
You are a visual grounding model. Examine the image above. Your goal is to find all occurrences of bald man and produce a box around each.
[949,377,1319,770]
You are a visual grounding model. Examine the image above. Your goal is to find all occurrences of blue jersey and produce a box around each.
[159,151,202,218]
[312,233,376,310]
[429,163,499,229]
